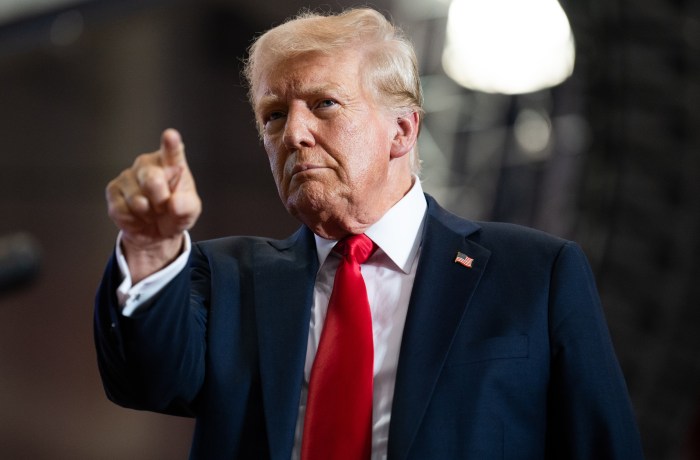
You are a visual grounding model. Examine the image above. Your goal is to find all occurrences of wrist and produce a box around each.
[120,232,185,284]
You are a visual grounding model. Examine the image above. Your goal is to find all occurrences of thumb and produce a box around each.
[160,128,187,167]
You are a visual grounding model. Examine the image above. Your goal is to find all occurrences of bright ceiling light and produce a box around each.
[442,0,576,95]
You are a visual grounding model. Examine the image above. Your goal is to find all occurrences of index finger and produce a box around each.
[160,128,187,166]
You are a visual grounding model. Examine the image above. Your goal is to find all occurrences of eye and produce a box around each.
[315,99,337,109]
[267,111,286,122]
[262,110,286,131]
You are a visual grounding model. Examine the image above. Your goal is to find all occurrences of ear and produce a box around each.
[390,110,420,159]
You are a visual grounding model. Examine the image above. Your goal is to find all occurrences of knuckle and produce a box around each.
[132,151,157,168]
[139,168,166,196]
[139,166,164,186]
[107,168,137,195]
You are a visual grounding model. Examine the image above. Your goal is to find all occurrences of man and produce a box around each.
[95,7,644,459]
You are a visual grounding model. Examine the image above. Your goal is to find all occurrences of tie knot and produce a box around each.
[334,234,375,264]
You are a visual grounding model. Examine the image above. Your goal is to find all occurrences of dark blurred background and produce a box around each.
[0,0,698,458]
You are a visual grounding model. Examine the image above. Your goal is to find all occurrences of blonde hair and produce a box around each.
[243,8,424,172]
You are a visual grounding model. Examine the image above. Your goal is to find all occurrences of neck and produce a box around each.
[303,174,414,240]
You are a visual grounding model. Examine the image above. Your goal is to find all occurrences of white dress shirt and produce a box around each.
[115,232,192,316]
[292,179,426,459]
[115,179,428,460]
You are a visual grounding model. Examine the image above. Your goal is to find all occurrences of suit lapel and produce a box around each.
[253,227,318,460]
[388,197,491,460]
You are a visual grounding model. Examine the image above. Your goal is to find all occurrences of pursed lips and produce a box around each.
[291,164,327,176]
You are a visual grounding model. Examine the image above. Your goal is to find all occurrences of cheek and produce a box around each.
[347,127,391,176]
[264,143,286,186]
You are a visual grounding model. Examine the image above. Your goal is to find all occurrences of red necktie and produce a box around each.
[301,234,376,460]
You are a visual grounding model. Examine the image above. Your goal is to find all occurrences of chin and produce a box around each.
[287,180,329,207]
[287,195,327,218]
[286,190,340,225]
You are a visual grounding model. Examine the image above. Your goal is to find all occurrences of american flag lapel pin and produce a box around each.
[454,251,474,269]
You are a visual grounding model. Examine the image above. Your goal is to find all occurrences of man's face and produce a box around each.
[253,50,410,238]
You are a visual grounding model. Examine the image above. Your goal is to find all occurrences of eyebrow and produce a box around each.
[255,95,282,115]
[255,82,352,113]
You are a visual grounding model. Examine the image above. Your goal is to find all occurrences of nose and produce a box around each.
[282,105,316,150]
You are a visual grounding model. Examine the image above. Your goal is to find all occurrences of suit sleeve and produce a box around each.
[93,245,210,417]
[545,241,644,459]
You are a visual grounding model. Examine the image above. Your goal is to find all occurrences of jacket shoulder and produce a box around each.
[425,193,570,252]
[194,226,311,256]
[475,221,568,247]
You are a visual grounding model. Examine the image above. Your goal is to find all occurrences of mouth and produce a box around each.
[291,164,326,176]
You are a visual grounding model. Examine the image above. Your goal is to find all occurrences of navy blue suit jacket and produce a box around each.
[94,195,643,459]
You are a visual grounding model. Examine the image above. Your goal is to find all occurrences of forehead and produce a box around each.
[253,51,365,107]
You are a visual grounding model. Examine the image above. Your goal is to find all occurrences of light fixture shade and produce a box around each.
[442,0,576,95]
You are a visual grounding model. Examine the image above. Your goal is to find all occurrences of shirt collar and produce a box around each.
[314,177,427,274]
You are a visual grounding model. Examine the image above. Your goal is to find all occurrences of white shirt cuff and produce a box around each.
[115,231,192,317]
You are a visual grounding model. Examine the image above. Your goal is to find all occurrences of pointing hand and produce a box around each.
[105,129,202,281]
